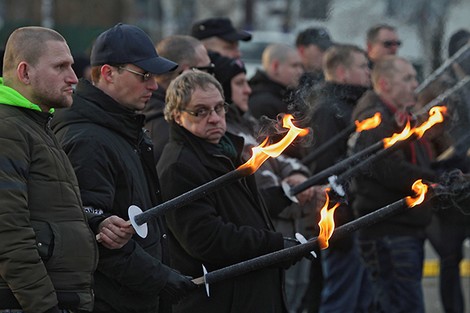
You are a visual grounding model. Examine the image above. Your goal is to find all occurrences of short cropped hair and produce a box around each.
[323,44,366,80]
[371,55,409,87]
[366,24,396,43]
[3,26,65,82]
[164,70,224,122]
[261,43,296,69]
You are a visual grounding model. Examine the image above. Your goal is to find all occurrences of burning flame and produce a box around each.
[382,120,413,148]
[405,179,429,207]
[355,113,381,132]
[382,106,447,149]
[413,106,446,138]
[317,189,340,250]
[238,114,309,174]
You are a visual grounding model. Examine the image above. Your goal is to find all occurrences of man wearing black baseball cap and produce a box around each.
[51,23,196,313]
[191,17,252,59]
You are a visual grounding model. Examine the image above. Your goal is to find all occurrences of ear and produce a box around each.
[272,60,281,74]
[335,65,347,83]
[17,62,31,84]
[377,76,390,92]
[174,111,182,125]
[100,65,115,83]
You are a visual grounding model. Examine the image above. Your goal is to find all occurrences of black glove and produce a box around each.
[160,269,197,304]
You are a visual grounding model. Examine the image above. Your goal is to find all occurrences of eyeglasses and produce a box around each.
[118,66,154,81]
[181,102,228,118]
[190,63,215,74]
[382,40,402,48]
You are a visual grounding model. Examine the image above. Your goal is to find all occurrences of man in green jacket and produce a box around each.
[0,26,132,313]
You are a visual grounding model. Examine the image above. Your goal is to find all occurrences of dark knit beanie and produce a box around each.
[210,52,246,103]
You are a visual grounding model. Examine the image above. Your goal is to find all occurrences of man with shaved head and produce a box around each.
[248,43,304,120]
[349,55,437,312]
[0,26,99,313]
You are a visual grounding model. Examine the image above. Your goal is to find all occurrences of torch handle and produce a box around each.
[290,141,384,195]
[134,168,250,225]
[191,276,205,285]
[301,124,356,165]
[193,197,413,287]
[334,136,412,187]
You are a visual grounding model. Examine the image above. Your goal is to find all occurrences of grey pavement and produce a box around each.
[424,239,470,313]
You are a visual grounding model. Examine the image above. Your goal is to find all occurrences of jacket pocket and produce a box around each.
[31,220,55,263]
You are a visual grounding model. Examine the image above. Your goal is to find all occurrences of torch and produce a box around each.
[290,106,447,197]
[415,43,470,95]
[301,113,382,165]
[191,179,429,295]
[328,106,446,197]
[416,75,470,114]
[128,115,309,238]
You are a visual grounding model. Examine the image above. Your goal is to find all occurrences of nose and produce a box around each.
[147,78,158,91]
[207,108,223,123]
[68,67,78,84]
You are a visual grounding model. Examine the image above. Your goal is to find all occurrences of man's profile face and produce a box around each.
[28,40,78,110]
[204,37,241,59]
[344,51,371,87]
[109,64,158,112]
[300,44,325,72]
[387,59,418,110]
[276,50,304,88]
[368,29,401,62]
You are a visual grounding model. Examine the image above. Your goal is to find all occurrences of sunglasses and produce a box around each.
[382,40,402,48]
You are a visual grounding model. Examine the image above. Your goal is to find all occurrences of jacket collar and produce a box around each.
[169,122,245,172]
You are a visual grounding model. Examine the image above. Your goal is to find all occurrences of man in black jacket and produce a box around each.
[349,55,437,313]
[51,23,196,313]
[158,70,311,313]
[305,44,372,313]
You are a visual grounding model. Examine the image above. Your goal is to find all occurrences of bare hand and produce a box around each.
[96,215,135,249]
[283,173,314,206]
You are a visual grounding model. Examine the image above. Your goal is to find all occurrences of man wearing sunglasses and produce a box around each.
[51,23,197,313]
[143,35,212,164]
[366,24,401,69]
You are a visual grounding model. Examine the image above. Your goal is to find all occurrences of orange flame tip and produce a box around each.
[413,106,446,138]
[382,120,413,148]
[238,115,309,173]
[355,112,381,132]
[317,190,339,250]
[405,179,429,207]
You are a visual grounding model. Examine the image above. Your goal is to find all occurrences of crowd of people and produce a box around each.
[0,15,469,313]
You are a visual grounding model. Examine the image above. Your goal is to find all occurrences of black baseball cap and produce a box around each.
[90,23,178,74]
[296,27,334,51]
[191,17,252,42]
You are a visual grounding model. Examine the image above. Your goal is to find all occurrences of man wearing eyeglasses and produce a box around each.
[366,24,402,69]
[143,35,213,164]
[51,23,197,313]
[157,70,312,313]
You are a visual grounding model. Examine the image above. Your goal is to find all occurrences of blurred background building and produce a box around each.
[0,0,467,78]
